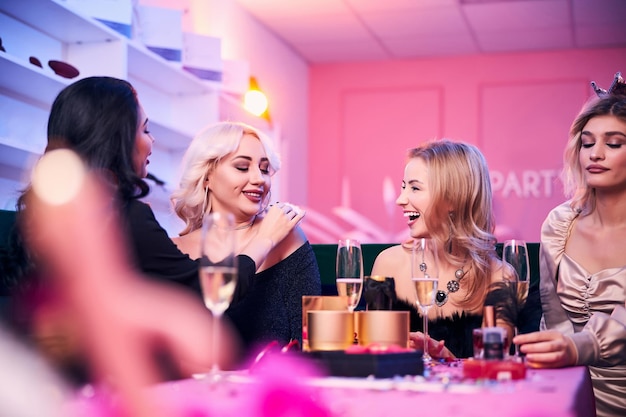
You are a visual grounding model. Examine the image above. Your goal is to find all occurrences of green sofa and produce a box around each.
[310,243,396,295]
[0,210,16,243]
[0,210,17,321]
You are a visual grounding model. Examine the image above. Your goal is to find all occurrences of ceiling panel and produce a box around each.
[462,1,571,32]
[268,14,373,43]
[234,0,350,19]
[362,6,469,38]
[296,40,389,63]
[384,34,478,58]
[573,0,626,24]
[477,27,573,52]
[576,24,626,48]
[233,0,626,63]
[345,0,459,12]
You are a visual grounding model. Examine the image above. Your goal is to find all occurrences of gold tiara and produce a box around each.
[591,71,626,98]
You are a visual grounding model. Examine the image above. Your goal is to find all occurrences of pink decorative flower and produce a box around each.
[250,354,330,417]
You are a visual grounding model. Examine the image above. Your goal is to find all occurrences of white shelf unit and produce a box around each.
[0,52,71,106]
[0,0,221,226]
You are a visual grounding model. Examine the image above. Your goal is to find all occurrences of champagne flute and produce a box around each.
[199,212,238,380]
[336,239,364,312]
[502,239,529,360]
[411,238,439,365]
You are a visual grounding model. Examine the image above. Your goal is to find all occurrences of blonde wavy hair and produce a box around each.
[562,94,626,215]
[171,121,281,236]
[408,139,498,310]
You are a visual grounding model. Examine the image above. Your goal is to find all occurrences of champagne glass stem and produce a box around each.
[513,326,521,360]
[212,314,220,374]
[422,306,431,363]
[209,312,222,383]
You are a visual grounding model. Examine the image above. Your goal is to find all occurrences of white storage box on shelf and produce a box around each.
[135,5,183,64]
[63,0,133,38]
[182,32,223,88]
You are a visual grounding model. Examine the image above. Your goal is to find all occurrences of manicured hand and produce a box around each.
[409,332,456,360]
[514,330,577,368]
[257,202,305,246]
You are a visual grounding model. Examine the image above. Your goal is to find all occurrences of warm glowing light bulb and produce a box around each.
[244,89,268,116]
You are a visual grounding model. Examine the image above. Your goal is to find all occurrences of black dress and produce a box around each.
[225,243,322,353]
[393,298,482,358]
[124,200,322,357]
[392,278,542,359]
[122,199,256,300]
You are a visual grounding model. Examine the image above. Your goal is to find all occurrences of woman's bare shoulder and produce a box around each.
[487,258,510,283]
[377,244,406,258]
[372,244,406,268]
[171,231,201,258]
[256,224,307,272]
[279,225,307,253]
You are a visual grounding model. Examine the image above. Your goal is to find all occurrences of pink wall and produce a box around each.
[305,48,626,244]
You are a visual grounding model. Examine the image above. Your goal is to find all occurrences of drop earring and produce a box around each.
[201,186,209,218]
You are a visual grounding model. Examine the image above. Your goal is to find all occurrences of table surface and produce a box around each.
[66,360,596,417]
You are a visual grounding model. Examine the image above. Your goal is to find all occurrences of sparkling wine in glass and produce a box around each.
[200,212,238,380]
[502,239,529,360]
[411,238,439,365]
[336,239,364,312]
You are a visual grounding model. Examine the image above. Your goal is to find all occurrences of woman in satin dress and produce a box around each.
[515,73,626,417]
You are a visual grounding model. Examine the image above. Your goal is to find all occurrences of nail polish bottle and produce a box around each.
[483,327,504,360]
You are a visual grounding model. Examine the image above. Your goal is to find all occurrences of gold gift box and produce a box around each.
[302,296,349,351]
[307,310,354,351]
[356,311,409,348]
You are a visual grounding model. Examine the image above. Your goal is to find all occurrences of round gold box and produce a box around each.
[356,311,409,348]
[307,310,354,351]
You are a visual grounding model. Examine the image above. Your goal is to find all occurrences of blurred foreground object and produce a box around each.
[66,352,330,417]
[25,149,234,417]
[0,325,69,417]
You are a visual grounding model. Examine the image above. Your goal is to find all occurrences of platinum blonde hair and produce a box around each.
[171,121,281,235]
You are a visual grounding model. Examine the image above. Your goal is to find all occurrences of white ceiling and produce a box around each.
[233,0,626,63]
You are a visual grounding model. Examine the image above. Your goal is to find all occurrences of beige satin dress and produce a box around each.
[540,202,626,417]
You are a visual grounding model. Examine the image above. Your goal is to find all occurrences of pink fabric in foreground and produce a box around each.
[64,356,595,417]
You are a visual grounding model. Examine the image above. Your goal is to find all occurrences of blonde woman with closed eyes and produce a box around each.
[170,121,321,357]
